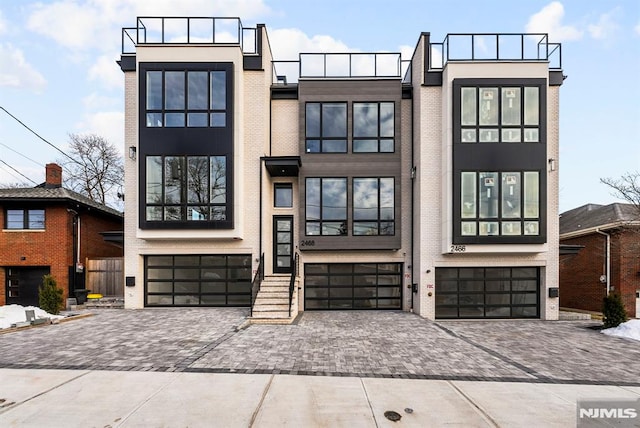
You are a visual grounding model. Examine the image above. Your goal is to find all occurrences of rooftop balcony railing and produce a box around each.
[272,52,412,84]
[429,33,562,70]
[121,17,258,55]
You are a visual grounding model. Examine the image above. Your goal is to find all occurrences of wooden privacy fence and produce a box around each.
[86,257,124,297]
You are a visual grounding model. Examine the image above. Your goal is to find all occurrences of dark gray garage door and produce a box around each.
[435,267,539,319]
[145,255,251,306]
[304,263,402,310]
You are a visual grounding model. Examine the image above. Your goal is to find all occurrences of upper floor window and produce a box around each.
[305,177,396,237]
[460,86,539,143]
[146,155,227,222]
[353,102,394,153]
[146,70,227,128]
[305,103,347,153]
[5,209,45,230]
[353,178,395,235]
[460,171,540,237]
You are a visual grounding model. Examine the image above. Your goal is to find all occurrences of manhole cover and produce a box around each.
[384,410,402,422]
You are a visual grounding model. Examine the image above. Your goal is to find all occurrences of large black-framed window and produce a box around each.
[305,263,402,310]
[5,209,45,230]
[305,177,347,236]
[305,102,347,153]
[145,70,227,128]
[460,85,540,143]
[435,267,539,319]
[353,102,395,153]
[145,155,227,222]
[353,177,395,235]
[139,62,234,230]
[459,171,540,237]
[145,254,251,307]
[453,78,547,244]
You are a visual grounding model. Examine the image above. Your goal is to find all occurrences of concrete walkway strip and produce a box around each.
[0,369,90,414]
[120,372,273,427]
[250,374,376,427]
[1,370,640,427]
[362,377,494,427]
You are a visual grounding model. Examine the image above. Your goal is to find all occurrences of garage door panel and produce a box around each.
[145,254,251,307]
[486,306,511,317]
[378,298,400,308]
[330,287,353,298]
[435,267,539,319]
[304,263,402,310]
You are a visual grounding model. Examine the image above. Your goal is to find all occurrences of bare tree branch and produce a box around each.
[600,171,640,219]
[58,133,124,209]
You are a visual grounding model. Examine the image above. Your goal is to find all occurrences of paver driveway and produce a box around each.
[0,309,638,386]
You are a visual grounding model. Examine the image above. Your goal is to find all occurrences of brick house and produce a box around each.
[119,17,564,320]
[560,203,640,318]
[0,163,123,306]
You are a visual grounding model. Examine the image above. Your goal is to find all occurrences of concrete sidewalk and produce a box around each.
[1,368,638,427]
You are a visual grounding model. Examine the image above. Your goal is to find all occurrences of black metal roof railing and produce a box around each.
[272,53,412,84]
[429,33,562,70]
[121,17,258,55]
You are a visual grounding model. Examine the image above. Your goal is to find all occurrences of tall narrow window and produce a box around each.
[305,178,347,235]
[353,178,395,235]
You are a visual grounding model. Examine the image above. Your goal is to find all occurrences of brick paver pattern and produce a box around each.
[0,309,638,385]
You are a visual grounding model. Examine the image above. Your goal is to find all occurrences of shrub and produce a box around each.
[602,293,627,329]
[39,274,64,315]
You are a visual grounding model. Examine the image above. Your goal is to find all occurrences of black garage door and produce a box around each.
[304,263,402,310]
[5,267,51,307]
[145,255,251,306]
[435,267,539,319]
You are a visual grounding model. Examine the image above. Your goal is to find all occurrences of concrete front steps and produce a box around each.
[250,275,299,324]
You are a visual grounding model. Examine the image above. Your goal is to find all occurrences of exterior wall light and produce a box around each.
[548,158,556,171]
[129,146,137,160]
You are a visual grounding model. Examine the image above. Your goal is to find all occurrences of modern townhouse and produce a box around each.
[119,17,564,321]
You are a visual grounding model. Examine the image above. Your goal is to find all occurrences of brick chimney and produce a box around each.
[45,163,62,188]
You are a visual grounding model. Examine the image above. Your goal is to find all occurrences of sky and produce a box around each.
[0,0,638,213]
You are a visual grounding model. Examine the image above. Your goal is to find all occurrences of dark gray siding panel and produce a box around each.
[298,79,403,251]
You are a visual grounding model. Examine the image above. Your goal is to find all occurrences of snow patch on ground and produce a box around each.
[0,304,64,329]
[602,319,640,341]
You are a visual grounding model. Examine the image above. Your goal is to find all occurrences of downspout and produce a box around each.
[77,215,81,267]
[67,208,79,293]
[595,229,611,296]
[259,160,263,272]
[410,87,415,312]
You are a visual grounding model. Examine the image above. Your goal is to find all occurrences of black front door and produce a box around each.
[273,216,293,274]
[6,267,51,307]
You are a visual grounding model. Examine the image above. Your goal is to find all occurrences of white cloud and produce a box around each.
[26,0,271,52]
[88,53,123,90]
[82,92,120,111]
[76,111,125,151]
[269,28,352,60]
[634,21,640,36]
[526,2,583,41]
[0,43,46,93]
[588,8,620,40]
[0,9,7,34]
